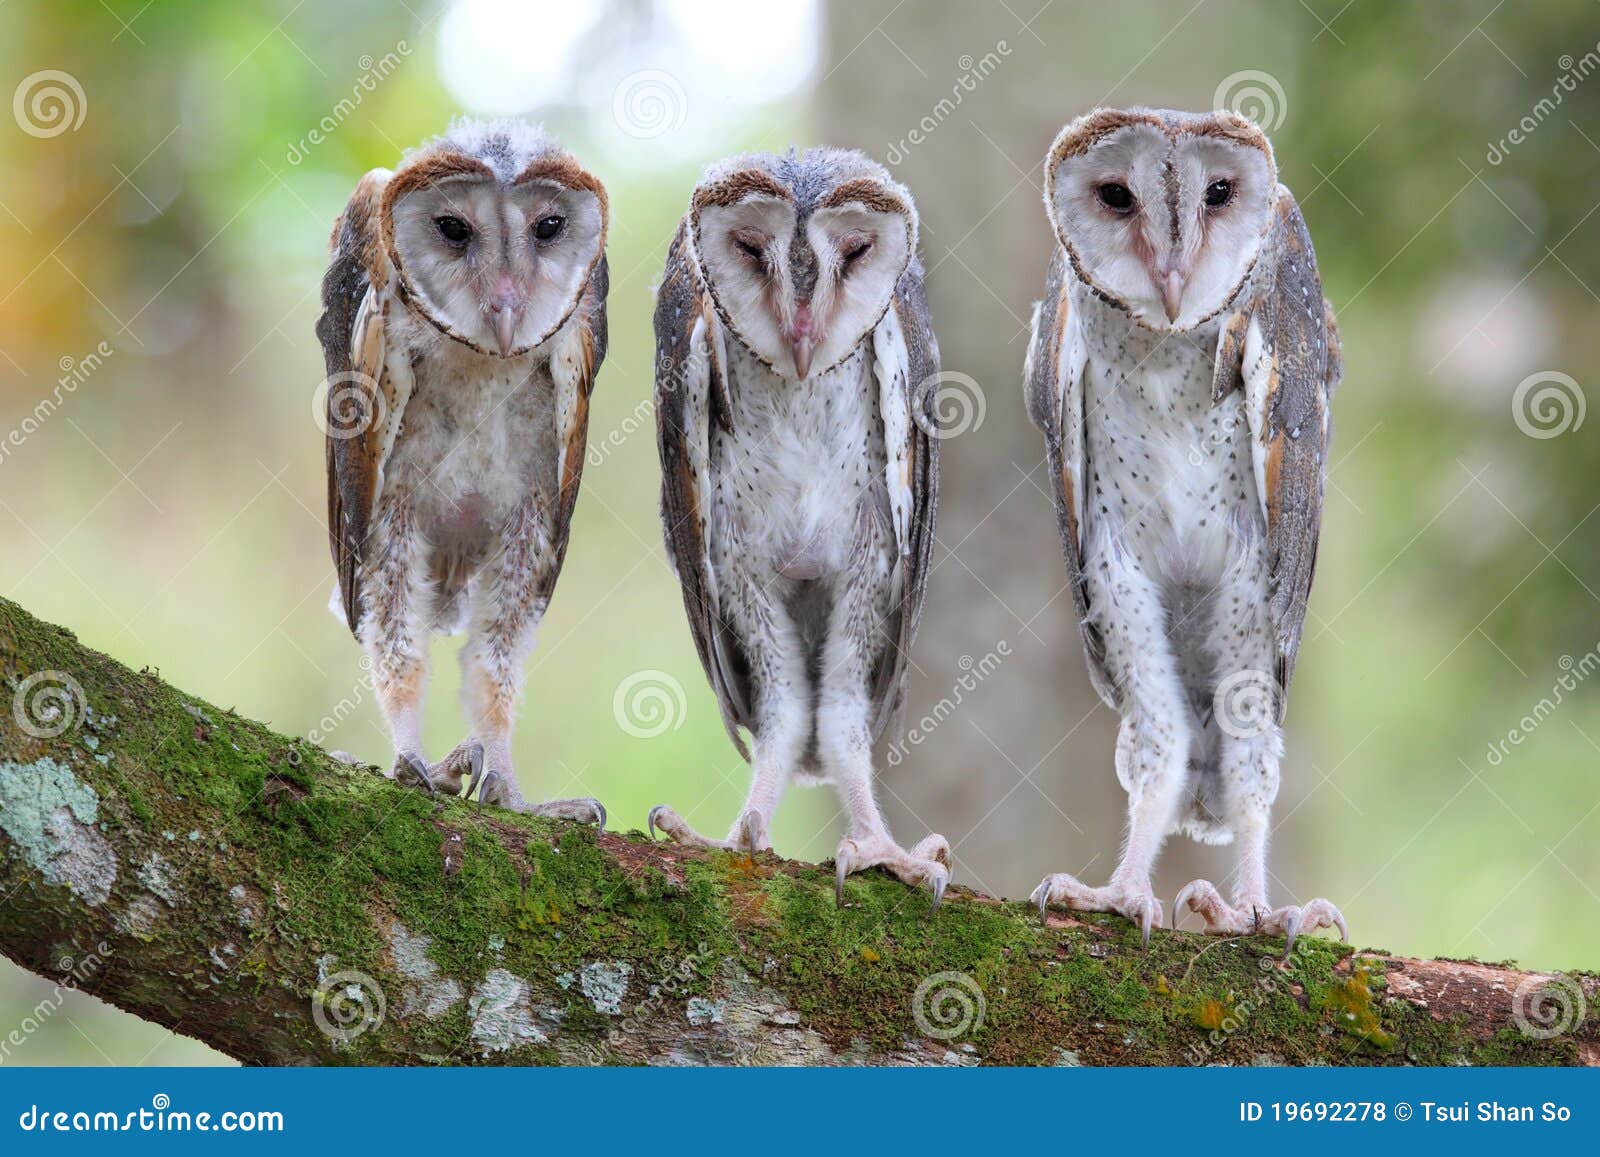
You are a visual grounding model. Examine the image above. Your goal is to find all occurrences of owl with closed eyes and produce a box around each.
[647,148,950,907]
[1025,108,1344,951]
[316,119,607,825]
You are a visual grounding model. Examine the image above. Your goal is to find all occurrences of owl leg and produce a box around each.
[457,498,603,828]
[1171,554,1347,954]
[1032,526,1188,941]
[649,624,805,854]
[358,504,438,794]
[818,600,949,912]
[1172,725,1348,955]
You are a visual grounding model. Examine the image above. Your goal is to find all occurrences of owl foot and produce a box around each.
[1031,872,1164,945]
[425,741,481,797]
[834,833,951,914]
[524,797,607,832]
[1171,879,1348,956]
[645,805,769,853]
[392,753,438,795]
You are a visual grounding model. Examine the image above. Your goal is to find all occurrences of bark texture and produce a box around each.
[0,595,1594,1066]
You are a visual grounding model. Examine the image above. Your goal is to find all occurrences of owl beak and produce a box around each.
[488,275,524,357]
[788,302,815,379]
[1160,270,1186,324]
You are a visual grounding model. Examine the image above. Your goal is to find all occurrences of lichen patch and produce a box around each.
[0,757,116,905]
[384,921,463,1019]
[469,969,547,1054]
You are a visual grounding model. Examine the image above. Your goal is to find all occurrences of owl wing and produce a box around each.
[654,223,750,759]
[543,254,608,597]
[1026,248,1115,706]
[869,257,941,741]
[316,167,410,637]
[1212,185,1342,701]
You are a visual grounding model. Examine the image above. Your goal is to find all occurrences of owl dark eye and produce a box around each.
[1204,179,1234,209]
[434,215,473,244]
[734,237,766,264]
[1096,182,1135,212]
[533,215,565,242]
[841,239,872,270]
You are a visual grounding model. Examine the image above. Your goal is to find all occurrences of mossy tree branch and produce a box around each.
[0,595,1595,1066]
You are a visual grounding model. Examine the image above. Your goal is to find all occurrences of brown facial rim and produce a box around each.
[687,173,916,378]
[1040,108,1277,332]
[380,150,609,359]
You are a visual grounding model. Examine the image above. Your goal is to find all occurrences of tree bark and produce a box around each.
[0,596,1593,1066]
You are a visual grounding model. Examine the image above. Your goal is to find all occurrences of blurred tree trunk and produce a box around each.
[819,1,1123,901]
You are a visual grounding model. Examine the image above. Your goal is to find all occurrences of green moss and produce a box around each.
[2,593,1592,1067]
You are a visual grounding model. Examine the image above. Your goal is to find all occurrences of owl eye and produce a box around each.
[434,215,473,244]
[840,239,873,271]
[1096,182,1135,213]
[1204,179,1234,209]
[533,215,565,242]
[733,236,766,265]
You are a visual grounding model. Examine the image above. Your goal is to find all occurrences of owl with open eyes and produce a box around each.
[315,119,607,824]
[647,149,950,907]
[1025,108,1344,951]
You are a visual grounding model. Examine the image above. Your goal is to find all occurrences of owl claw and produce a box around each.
[394,754,435,795]
[647,805,665,842]
[1171,878,1349,952]
[1033,871,1163,940]
[832,835,948,910]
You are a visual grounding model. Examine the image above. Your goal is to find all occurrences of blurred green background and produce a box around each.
[1,0,1597,1065]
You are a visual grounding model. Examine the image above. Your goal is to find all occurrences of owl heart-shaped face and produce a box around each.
[1046,109,1277,331]
[691,165,914,381]
[385,156,605,357]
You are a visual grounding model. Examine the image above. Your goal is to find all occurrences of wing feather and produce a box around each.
[655,223,751,758]
[1026,248,1112,705]
[1218,187,1342,700]
[870,258,940,741]
[317,168,399,637]
[545,253,609,595]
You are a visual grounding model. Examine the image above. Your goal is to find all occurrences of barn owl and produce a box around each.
[647,149,950,908]
[316,119,607,825]
[1024,108,1345,951]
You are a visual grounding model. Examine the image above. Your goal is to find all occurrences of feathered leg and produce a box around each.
[458,496,603,827]
[1171,540,1347,953]
[1032,518,1188,940]
[359,501,438,794]
[649,609,804,853]
[824,545,949,911]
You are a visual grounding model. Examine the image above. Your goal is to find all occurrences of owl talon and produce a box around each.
[1033,871,1163,938]
[394,754,435,795]
[832,834,948,909]
[1170,879,1349,950]
[647,805,666,842]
